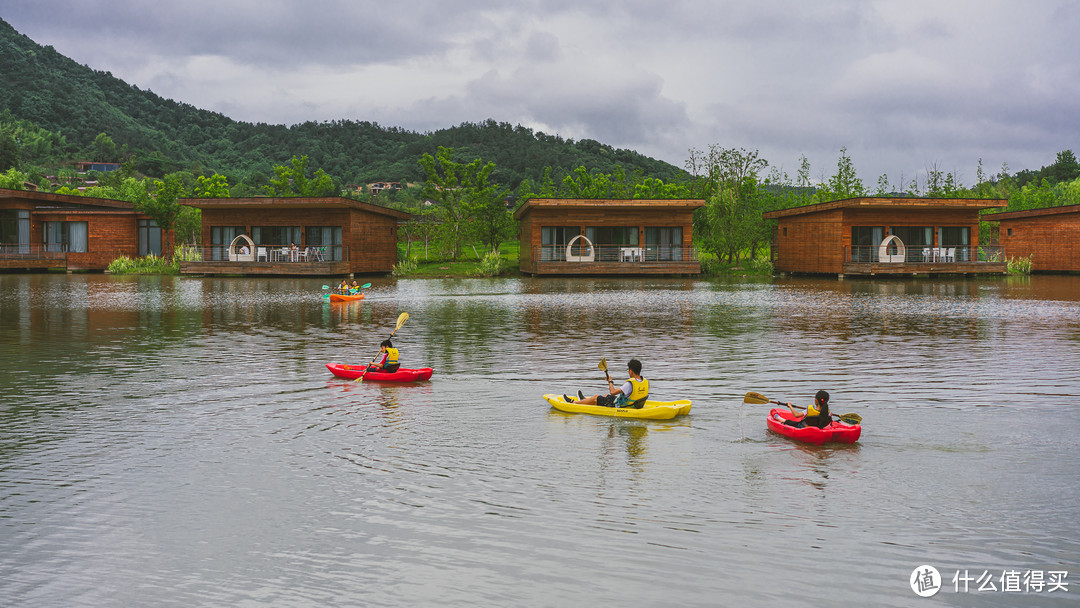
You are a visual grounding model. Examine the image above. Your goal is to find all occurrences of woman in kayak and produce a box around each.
[782,390,832,428]
[367,340,400,373]
[567,359,649,408]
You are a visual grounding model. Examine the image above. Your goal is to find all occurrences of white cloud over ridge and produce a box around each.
[4,0,1078,184]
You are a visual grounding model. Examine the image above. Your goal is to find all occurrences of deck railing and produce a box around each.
[0,244,67,259]
[847,245,1003,263]
[194,245,348,263]
[533,245,700,264]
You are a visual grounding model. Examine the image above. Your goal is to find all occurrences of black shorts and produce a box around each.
[596,394,620,407]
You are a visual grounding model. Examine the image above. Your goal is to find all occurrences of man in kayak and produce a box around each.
[566,359,649,408]
[781,390,832,428]
[367,340,400,373]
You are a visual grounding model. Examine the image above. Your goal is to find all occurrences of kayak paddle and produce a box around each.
[743,391,862,424]
[355,312,410,383]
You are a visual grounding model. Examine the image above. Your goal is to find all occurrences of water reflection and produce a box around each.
[2,273,1079,607]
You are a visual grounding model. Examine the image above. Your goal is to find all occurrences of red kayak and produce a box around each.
[766,408,861,444]
[326,363,433,383]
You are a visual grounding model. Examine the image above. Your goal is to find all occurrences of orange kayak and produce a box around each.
[328,293,365,302]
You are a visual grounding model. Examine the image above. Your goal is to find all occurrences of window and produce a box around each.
[138,219,162,256]
[938,226,971,261]
[586,226,638,261]
[541,226,579,261]
[305,226,343,261]
[1007,228,1013,236]
[851,226,884,262]
[644,227,683,261]
[253,226,301,247]
[43,221,88,253]
[889,226,932,248]
[210,226,246,261]
[0,210,30,253]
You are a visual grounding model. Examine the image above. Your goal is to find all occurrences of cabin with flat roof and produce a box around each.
[514,198,706,275]
[990,204,1080,273]
[762,197,1009,277]
[178,196,411,276]
[0,188,165,272]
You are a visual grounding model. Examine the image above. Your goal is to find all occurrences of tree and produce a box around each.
[92,132,117,162]
[263,155,335,196]
[193,173,231,197]
[818,147,865,201]
[419,146,504,259]
[693,146,770,264]
[134,175,184,261]
[0,129,19,170]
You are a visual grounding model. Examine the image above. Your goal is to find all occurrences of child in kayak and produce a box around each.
[337,278,350,294]
[782,390,832,428]
[566,359,649,408]
[367,340,400,373]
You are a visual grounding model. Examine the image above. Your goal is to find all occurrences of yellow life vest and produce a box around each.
[384,347,399,366]
[807,401,821,417]
[623,377,649,407]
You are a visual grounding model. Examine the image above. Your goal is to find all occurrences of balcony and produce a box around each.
[528,245,701,275]
[179,245,351,276]
[843,245,1006,276]
[0,244,68,270]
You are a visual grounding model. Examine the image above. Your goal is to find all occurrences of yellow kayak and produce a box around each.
[543,394,692,420]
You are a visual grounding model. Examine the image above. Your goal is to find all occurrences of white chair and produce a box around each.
[257,247,268,262]
[945,248,955,262]
[922,247,931,262]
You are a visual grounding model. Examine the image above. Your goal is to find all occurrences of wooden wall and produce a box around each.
[773,209,845,274]
[999,211,1080,272]
[518,206,696,273]
[31,210,141,270]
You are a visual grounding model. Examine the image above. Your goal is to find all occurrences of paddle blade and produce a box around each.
[743,391,771,404]
[361,283,372,289]
[395,312,409,331]
[322,285,329,289]
[837,413,862,424]
[598,358,608,372]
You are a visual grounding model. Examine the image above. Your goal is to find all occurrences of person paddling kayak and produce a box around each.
[366,340,400,373]
[566,359,649,409]
[780,389,832,429]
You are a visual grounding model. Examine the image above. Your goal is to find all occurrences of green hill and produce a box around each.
[0,18,685,187]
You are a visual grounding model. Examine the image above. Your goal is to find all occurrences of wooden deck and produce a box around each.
[527,260,702,276]
[0,258,67,271]
[841,261,1006,276]
[179,261,352,276]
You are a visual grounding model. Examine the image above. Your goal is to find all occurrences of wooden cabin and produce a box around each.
[0,188,165,272]
[514,198,705,275]
[990,204,1080,272]
[178,196,411,276]
[762,197,1009,277]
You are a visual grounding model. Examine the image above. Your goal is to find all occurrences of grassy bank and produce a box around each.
[394,242,521,277]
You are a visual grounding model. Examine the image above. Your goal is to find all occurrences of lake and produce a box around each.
[1,273,1078,606]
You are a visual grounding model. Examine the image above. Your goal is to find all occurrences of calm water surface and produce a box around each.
[1,273,1078,607]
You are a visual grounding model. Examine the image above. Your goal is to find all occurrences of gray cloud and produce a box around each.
[3,0,1078,183]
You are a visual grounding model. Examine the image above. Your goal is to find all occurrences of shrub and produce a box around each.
[107,254,179,274]
[749,256,773,275]
[392,256,418,276]
[472,249,508,277]
[1007,255,1033,274]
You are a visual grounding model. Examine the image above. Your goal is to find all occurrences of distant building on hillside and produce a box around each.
[71,161,121,173]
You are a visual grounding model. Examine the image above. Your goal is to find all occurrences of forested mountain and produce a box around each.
[0,18,685,188]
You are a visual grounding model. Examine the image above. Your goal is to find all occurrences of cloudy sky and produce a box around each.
[4,0,1078,185]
